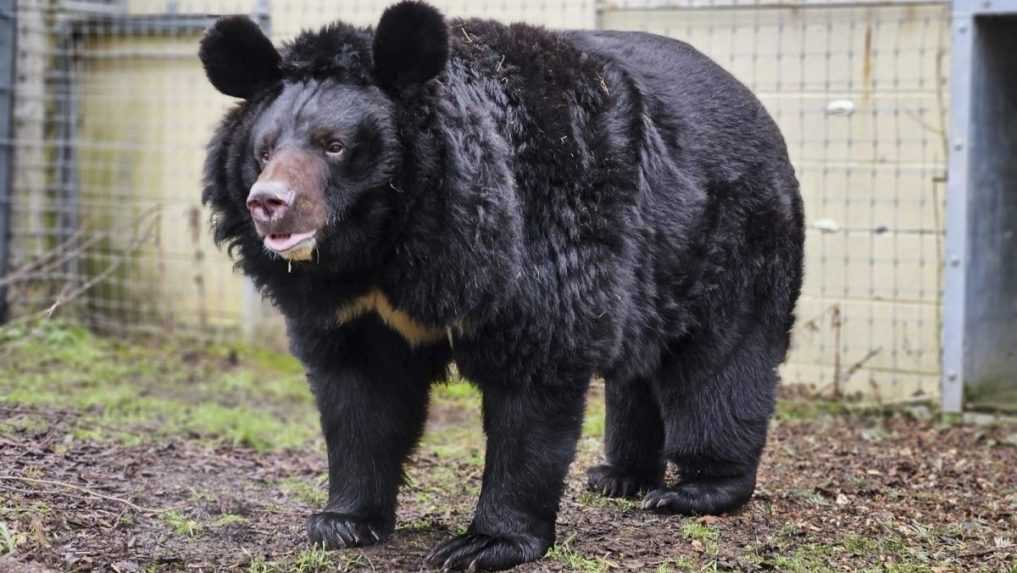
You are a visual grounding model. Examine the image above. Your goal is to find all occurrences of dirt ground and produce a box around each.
[1,322,1015,572]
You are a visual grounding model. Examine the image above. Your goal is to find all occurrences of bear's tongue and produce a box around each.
[264,231,315,252]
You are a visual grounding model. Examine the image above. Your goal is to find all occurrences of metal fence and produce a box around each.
[0,0,952,404]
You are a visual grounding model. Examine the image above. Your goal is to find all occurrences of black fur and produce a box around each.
[201,2,804,570]
[199,16,281,99]
[372,1,450,90]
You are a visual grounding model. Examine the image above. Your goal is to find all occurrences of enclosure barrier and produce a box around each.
[943,0,1017,412]
[1,0,1011,413]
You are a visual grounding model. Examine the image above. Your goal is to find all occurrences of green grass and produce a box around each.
[582,390,606,438]
[763,529,941,573]
[680,521,719,544]
[291,545,336,572]
[0,522,17,556]
[681,520,720,556]
[546,534,609,573]
[161,510,202,537]
[0,320,318,452]
[246,544,367,573]
[575,490,641,511]
[0,415,49,435]
[423,377,485,465]
[420,423,485,465]
[211,514,248,527]
[279,477,328,508]
[775,398,850,421]
[655,557,697,573]
[432,376,481,406]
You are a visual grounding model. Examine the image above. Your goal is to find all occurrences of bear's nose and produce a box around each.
[247,182,293,223]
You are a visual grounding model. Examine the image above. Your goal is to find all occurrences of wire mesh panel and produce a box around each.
[1,0,949,402]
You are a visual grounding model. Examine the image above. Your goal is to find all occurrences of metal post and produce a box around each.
[944,0,1017,413]
[0,0,16,323]
[942,4,975,413]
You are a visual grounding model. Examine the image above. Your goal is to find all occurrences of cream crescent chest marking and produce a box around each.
[336,289,447,346]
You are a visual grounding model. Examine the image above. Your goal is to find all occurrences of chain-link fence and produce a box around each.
[0,0,951,403]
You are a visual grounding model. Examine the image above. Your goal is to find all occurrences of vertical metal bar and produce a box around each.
[0,0,16,323]
[942,3,974,413]
[63,30,81,293]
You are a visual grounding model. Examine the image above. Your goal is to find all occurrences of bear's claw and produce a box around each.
[425,532,548,571]
[306,511,388,549]
[586,464,662,499]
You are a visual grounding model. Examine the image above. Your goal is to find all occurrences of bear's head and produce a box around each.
[199,1,449,272]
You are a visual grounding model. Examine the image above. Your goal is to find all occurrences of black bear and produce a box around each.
[199,1,804,570]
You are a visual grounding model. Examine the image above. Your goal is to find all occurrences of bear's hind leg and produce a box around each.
[586,376,665,498]
[645,330,777,515]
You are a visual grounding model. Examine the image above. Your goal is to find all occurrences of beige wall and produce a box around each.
[75,35,244,335]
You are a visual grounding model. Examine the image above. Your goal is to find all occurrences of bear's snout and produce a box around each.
[247,181,293,224]
[245,147,330,261]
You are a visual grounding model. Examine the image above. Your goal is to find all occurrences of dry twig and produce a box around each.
[0,475,164,514]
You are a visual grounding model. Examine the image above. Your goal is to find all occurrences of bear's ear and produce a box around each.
[372,1,449,91]
[199,16,281,99]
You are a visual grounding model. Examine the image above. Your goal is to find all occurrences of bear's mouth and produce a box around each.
[263,231,317,259]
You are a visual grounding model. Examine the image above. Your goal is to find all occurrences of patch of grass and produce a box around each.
[210,369,310,404]
[431,371,482,416]
[433,378,480,404]
[655,557,697,573]
[546,534,608,573]
[279,477,327,508]
[575,490,641,511]
[211,513,248,527]
[420,424,484,465]
[0,414,49,435]
[767,535,937,573]
[769,544,835,573]
[775,399,849,421]
[187,402,314,452]
[246,545,367,573]
[0,321,319,452]
[246,557,274,573]
[161,510,202,537]
[230,343,304,376]
[787,488,830,507]
[292,545,335,572]
[680,520,719,543]
[839,533,881,555]
[582,393,606,439]
[0,521,17,556]
[681,520,720,557]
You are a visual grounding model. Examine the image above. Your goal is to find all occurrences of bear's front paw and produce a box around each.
[306,511,389,549]
[425,531,549,571]
[586,464,662,498]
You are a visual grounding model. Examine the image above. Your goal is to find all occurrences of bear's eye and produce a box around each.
[258,149,271,163]
[325,140,345,156]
